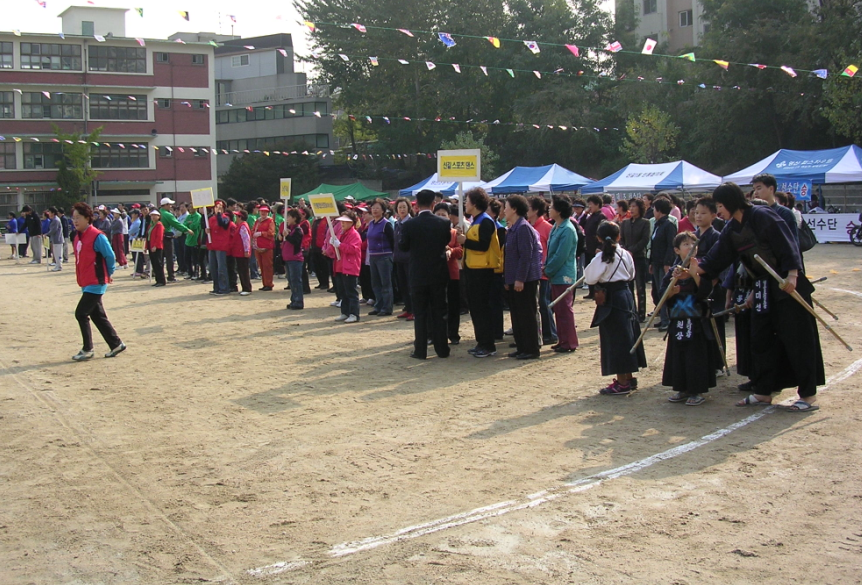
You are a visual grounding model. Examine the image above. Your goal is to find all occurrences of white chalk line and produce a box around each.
[829,287,862,299]
[247,357,862,578]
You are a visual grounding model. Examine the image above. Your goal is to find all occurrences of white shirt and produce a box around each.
[584,247,635,285]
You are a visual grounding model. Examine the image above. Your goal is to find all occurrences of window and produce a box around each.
[680,10,693,27]
[21,92,83,119]
[0,143,15,170]
[90,94,148,120]
[0,92,13,118]
[91,144,149,168]
[82,21,94,36]
[155,52,170,63]
[643,0,657,14]
[192,100,208,109]
[159,147,173,158]
[192,147,208,158]
[216,110,228,124]
[231,54,249,67]
[191,54,205,65]
[0,42,12,69]
[156,98,171,109]
[23,142,64,169]
[88,46,147,73]
[20,42,82,70]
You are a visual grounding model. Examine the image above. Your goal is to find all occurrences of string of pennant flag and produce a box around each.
[300,20,860,80]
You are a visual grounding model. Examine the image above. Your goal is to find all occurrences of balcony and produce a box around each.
[216,84,330,107]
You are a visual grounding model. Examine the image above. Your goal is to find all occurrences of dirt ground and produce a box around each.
[1,244,861,584]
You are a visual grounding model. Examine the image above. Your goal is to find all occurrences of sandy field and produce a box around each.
[1,244,861,584]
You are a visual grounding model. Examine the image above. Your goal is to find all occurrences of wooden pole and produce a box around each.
[548,276,585,309]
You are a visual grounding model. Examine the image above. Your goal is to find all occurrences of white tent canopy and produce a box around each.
[581,161,721,194]
[723,145,862,185]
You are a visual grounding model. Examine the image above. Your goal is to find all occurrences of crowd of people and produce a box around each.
[4,173,824,411]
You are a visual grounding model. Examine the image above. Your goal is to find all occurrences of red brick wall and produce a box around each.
[153,53,209,88]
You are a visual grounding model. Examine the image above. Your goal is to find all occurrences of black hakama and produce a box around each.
[590,282,647,376]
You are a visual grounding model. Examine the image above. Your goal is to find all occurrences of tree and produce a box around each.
[219,144,320,202]
[53,125,102,210]
[621,105,679,163]
[440,131,499,180]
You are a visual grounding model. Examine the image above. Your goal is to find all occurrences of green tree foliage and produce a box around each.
[219,145,320,201]
[621,105,679,163]
[53,125,102,209]
[815,0,862,144]
[440,131,499,180]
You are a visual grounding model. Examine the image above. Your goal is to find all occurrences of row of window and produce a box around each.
[0,42,206,72]
[216,102,330,124]
[642,1,693,27]
[0,93,207,120]
[0,142,213,170]
[216,134,330,151]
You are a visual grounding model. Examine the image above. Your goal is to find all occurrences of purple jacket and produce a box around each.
[504,217,543,285]
[366,218,394,256]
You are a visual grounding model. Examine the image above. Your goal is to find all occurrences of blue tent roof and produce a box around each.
[482,164,594,194]
[724,145,862,185]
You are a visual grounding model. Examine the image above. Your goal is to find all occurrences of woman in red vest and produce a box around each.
[146,209,166,286]
[252,205,276,291]
[70,202,125,361]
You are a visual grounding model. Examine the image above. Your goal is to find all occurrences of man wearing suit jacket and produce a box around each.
[399,189,452,359]
[649,198,677,330]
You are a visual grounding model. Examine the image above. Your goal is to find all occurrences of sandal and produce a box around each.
[784,400,820,412]
[668,392,686,403]
[686,395,706,406]
[736,394,772,407]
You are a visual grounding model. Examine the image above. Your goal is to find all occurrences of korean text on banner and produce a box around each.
[308,193,339,217]
[280,178,292,201]
[190,187,215,208]
[804,213,859,243]
[778,179,813,202]
[438,149,481,183]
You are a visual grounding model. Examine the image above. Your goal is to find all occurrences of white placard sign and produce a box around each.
[804,213,860,243]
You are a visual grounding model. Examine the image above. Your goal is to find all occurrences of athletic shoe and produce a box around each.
[104,342,126,358]
[72,349,94,361]
[239,291,251,296]
[51,267,62,272]
[335,314,348,321]
[472,349,496,358]
[330,300,342,308]
[366,299,376,306]
[345,315,359,323]
[213,292,229,296]
[504,328,514,336]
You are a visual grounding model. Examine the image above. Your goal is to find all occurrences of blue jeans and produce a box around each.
[209,250,229,293]
[369,254,394,313]
[287,260,304,308]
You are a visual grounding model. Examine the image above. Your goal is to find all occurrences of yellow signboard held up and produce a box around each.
[438,149,481,183]
[280,178,292,201]
[308,193,339,217]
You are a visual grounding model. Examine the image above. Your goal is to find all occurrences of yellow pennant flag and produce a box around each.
[486,37,500,48]
[714,60,729,70]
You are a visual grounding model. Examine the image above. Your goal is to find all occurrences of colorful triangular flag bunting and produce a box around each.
[179,11,189,21]
[679,52,695,62]
[714,60,729,70]
[351,23,366,33]
[487,37,500,48]
[606,41,622,53]
[438,32,456,47]
[565,44,579,57]
[842,64,858,77]
[642,38,656,55]
[397,29,413,37]
[524,41,540,54]
[780,65,797,77]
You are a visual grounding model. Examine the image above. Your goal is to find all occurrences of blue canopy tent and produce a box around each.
[723,145,862,200]
[398,173,484,197]
[581,161,721,194]
[482,164,594,194]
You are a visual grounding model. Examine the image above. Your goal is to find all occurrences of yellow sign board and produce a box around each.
[438,148,481,182]
[280,178,292,201]
[308,193,339,217]
[190,187,215,208]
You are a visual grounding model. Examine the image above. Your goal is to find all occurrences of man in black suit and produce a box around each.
[399,189,452,359]
[649,197,677,330]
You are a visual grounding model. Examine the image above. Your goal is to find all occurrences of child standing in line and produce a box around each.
[660,232,717,406]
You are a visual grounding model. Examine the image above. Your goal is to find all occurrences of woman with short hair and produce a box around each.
[544,196,580,352]
[392,197,414,320]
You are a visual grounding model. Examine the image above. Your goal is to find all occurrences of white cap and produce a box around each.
[159,197,175,206]
[97,204,107,210]
[335,216,355,222]
[110,208,120,213]
[148,209,161,216]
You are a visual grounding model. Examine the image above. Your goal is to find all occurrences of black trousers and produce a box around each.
[395,261,412,313]
[509,280,540,356]
[465,268,496,351]
[359,264,374,300]
[150,248,165,284]
[235,256,252,292]
[184,243,197,277]
[630,256,649,320]
[490,273,505,339]
[311,248,330,288]
[75,292,121,351]
[227,255,238,290]
[175,238,187,273]
[162,234,175,280]
[302,253,311,293]
[197,248,208,279]
[447,278,461,342]
[411,281,449,358]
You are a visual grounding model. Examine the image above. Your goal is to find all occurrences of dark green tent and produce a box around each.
[296,183,386,203]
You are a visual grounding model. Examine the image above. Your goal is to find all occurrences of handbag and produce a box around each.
[798,219,817,253]
[593,253,622,306]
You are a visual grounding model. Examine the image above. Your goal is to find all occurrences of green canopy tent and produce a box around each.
[295,183,386,203]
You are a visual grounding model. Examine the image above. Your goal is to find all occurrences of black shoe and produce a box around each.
[516,353,540,360]
[467,347,480,355]
[449,339,460,345]
[738,380,755,392]
[259,286,272,291]
[327,287,336,293]
[553,346,576,353]
[543,337,558,345]
[167,278,177,282]
[658,324,668,332]
[550,344,560,350]
[153,282,166,287]
[104,342,126,358]
[409,352,426,360]
[473,349,496,358]
[437,352,450,358]
[507,351,521,358]
[368,309,380,316]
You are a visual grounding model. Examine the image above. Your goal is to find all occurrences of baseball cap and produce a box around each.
[148,209,161,216]
[131,203,141,209]
[159,197,175,206]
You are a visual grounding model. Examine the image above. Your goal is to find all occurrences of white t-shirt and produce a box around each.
[584,247,635,285]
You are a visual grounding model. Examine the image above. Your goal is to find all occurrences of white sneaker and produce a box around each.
[330,300,342,308]
[239,291,250,296]
[51,267,62,272]
[345,314,359,323]
[335,314,348,321]
[366,299,375,306]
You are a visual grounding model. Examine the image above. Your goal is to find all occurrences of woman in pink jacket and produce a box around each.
[332,212,362,323]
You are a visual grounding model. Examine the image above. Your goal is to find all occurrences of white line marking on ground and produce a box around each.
[829,287,862,299]
[247,358,862,577]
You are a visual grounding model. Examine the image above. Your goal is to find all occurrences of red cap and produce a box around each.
[131,203,141,209]
[259,205,271,212]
